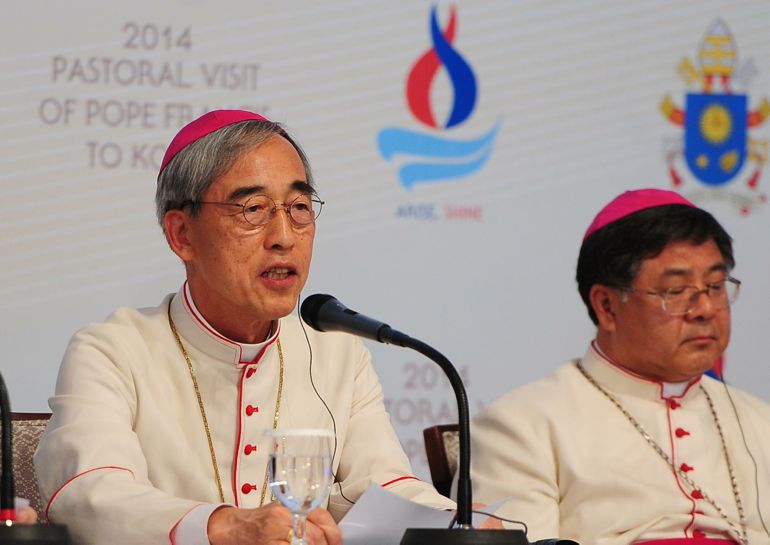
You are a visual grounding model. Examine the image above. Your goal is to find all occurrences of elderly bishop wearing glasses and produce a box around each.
[35,111,454,545]
[470,189,770,545]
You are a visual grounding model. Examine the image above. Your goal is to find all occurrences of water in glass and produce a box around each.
[267,429,334,545]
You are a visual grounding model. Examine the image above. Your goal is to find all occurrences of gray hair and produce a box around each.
[155,120,313,231]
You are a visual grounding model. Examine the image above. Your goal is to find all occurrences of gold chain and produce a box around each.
[701,386,746,540]
[263,338,285,506]
[168,301,284,507]
[575,361,748,544]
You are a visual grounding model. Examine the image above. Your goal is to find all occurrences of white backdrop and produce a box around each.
[2,0,770,479]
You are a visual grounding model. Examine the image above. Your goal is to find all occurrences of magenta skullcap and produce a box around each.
[158,110,270,177]
[583,188,696,240]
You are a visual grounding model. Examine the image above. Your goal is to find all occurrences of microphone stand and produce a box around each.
[395,335,528,545]
[0,372,71,545]
[300,295,577,545]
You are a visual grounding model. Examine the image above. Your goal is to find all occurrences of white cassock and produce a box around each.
[35,284,453,545]
[471,342,770,545]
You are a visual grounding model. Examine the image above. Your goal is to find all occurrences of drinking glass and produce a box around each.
[266,429,334,545]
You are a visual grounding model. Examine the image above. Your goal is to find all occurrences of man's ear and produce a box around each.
[590,284,619,333]
[163,209,195,262]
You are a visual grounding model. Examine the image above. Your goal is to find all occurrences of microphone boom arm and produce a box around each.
[398,335,472,528]
[299,294,544,544]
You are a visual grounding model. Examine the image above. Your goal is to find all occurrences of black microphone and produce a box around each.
[300,294,543,545]
[300,294,411,347]
[0,372,15,523]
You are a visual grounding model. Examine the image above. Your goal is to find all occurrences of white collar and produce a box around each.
[172,282,280,364]
[587,340,701,402]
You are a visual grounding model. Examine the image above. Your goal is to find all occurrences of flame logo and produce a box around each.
[377,5,500,190]
[406,6,476,129]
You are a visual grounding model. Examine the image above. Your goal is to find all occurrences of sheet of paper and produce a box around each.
[339,485,509,545]
[340,485,452,545]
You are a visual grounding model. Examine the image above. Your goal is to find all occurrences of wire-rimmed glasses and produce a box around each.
[189,194,324,227]
[617,276,741,316]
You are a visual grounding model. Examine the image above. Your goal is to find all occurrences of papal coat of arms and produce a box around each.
[660,19,769,215]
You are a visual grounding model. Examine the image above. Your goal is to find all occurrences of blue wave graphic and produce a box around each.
[378,123,498,159]
[377,122,500,189]
[431,6,477,128]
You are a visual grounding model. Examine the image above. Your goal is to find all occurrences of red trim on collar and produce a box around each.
[247,343,270,365]
[589,341,702,400]
[183,283,241,351]
[673,378,701,400]
[181,281,280,364]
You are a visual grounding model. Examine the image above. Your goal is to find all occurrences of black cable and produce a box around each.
[297,295,356,506]
[447,509,528,534]
[720,379,770,538]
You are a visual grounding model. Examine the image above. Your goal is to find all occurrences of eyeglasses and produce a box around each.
[617,276,741,316]
[188,194,324,227]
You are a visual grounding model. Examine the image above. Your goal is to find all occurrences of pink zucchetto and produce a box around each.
[583,188,696,240]
[158,110,270,177]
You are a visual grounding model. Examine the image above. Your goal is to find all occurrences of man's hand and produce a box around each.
[477,514,503,529]
[306,508,342,543]
[473,503,503,529]
[15,505,38,524]
[207,503,342,545]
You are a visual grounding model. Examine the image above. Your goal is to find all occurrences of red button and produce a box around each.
[675,428,690,438]
[692,490,704,499]
[246,405,259,416]
[241,483,256,494]
[668,399,681,409]
[244,444,257,455]
[246,368,256,378]
[680,463,694,472]
[693,530,707,538]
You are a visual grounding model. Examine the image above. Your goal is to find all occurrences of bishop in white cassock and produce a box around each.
[35,110,454,545]
[471,189,770,545]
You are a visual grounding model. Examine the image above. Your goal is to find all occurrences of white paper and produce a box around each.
[339,485,509,545]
